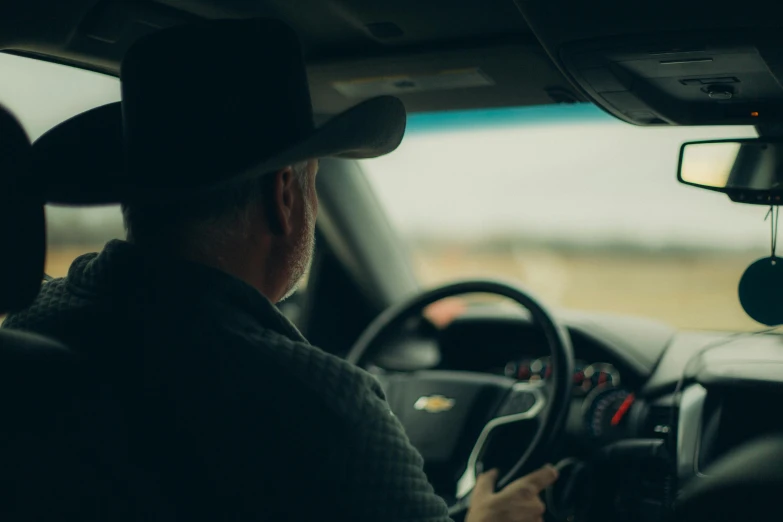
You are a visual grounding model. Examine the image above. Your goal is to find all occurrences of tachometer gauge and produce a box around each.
[505,358,591,396]
[583,363,620,390]
[582,387,635,440]
[572,360,589,395]
[529,356,551,381]
[504,359,532,380]
[507,357,590,395]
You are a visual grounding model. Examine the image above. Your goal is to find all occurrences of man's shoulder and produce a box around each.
[2,276,88,332]
[3,269,391,429]
[226,321,390,427]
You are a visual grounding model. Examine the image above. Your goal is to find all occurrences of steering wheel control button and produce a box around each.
[498,390,537,417]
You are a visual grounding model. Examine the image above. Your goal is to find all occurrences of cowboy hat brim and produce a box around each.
[33,95,406,205]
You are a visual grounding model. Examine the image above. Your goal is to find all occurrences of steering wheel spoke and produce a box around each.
[454,382,547,500]
[494,382,546,419]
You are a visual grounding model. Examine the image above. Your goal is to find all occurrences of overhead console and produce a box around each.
[515,0,783,126]
[559,36,783,126]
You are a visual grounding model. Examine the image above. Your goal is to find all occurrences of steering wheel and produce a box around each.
[346,280,574,515]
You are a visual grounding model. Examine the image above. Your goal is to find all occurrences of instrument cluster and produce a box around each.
[502,357,635,441]
[502,356,621,396]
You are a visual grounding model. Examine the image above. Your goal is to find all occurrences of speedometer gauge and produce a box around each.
[582,387,635,440]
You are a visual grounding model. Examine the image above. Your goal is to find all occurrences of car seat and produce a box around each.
[0,104,155,522]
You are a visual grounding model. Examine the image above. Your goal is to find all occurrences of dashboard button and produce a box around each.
[497,390,537,417]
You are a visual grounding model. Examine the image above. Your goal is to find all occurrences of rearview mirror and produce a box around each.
[678,138,783,204]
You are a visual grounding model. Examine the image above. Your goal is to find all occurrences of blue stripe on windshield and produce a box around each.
[406,103,613,134]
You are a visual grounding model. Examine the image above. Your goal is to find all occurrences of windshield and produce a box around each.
[361,104,764,331]
[0,52,769,332]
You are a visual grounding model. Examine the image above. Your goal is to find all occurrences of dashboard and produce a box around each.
[370,305,783,522]
[374,307,655,448]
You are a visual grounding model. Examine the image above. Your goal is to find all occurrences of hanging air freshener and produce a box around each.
[738,206,783,325]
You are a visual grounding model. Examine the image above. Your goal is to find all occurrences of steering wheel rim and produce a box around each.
[346,280,574,513]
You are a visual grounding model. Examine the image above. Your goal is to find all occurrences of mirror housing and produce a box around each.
[678,138,783,205]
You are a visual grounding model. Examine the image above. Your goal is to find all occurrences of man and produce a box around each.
[5,19,557,521]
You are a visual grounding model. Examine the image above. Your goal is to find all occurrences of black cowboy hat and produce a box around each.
[33,18,406,204]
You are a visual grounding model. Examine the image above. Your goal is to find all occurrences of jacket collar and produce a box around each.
[67,239,308,344]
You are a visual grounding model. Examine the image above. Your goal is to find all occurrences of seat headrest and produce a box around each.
[0,104,45,314]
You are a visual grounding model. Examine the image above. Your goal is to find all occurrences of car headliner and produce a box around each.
[4,0,783,122]
[0,0,582,118]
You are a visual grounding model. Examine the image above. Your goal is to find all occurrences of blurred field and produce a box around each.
[39,243,762,332]
[45,246,105,278]
[32,200,765,332]
[410,245,761,332]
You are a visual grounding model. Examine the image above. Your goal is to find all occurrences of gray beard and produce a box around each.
[279,198,316,302]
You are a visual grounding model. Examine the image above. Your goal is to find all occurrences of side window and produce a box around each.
[45,206,125,277]
[0,53,124,277]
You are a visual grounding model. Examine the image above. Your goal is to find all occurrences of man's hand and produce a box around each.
[466,465,559,522]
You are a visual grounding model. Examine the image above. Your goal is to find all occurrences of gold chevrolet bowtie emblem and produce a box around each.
[414,395,455,413]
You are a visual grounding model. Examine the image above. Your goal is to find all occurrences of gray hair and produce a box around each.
[122,161,311,253]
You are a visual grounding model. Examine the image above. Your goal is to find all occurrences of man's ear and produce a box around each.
[268,166,296,236]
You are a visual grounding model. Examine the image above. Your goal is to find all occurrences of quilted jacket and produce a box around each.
[2,240,452,522]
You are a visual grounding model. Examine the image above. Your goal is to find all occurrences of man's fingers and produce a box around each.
[529,497,547,516]
[473,468,499,499]
[500,464,559,497]
[518,464,558,493]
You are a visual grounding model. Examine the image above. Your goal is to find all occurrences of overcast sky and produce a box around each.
[362,108,764,251]
[0,52,771,253]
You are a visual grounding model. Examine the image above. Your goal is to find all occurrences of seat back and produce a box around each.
[0,104,44,313]
[0,105,140,521]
